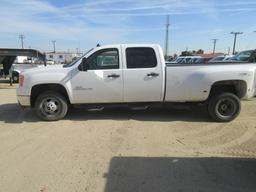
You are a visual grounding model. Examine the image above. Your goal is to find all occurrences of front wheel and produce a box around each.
[208,93,241,122]
[35,91,68,121]
[12,71,19,83]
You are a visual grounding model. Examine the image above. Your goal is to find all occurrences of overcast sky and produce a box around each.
[0,0,256,54]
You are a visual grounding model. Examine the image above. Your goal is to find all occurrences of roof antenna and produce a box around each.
[96,43,100,47]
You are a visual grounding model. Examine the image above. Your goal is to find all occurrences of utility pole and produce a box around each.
[164,15,170,60]
[52,40,56,53]
[212,39,218,54]
[78,40,80,54]
[230,32,243,55]
[227,47,231,55]
[19,34,25,49]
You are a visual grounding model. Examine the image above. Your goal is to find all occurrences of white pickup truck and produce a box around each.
[17,44,256,122]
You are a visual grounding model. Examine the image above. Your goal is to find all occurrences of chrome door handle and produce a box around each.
[147,72,159,77]
[107,74,120,78]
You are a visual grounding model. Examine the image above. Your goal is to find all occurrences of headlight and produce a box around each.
[19,75,24,87]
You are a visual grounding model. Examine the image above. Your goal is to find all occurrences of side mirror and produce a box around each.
[78,57,88,71]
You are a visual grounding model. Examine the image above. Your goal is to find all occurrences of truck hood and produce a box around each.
[21,64,73,86]
[21,64,65,75]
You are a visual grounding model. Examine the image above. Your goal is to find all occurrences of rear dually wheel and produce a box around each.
[208,92,241,122]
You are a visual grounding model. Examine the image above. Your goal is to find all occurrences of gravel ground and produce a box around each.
[0,84,256,192]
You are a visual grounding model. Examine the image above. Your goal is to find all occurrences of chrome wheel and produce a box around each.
[13,76,18,81]
[35,91,68,121]
[41,97,61,116]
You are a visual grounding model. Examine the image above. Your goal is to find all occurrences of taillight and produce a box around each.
[19,75,24,87]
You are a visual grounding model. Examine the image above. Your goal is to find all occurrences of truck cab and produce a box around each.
[70,44,165,103]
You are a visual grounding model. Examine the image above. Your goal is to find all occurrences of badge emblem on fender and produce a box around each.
[74,86,92,91]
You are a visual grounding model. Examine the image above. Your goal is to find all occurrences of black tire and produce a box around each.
[12,71,19,83]
[208,92,241,122]
[35,91,68,121]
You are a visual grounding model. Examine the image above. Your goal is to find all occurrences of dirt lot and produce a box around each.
[0,84,256,192]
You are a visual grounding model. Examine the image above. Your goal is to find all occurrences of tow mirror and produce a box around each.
[78,57,88,71]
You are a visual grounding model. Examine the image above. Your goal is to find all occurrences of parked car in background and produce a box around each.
[10,64,38,82]
[189,57,212,64]
[169,56,202,64]
[224,55,235,61]
[180,56,202,64]
[208,55,234,63]
[228,50,256,62]
[167,56,185,64]
[46,60,55,65]
[208,56,225,62]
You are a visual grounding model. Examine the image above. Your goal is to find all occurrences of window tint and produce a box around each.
[126,48,157,68]
[87,49,119,70]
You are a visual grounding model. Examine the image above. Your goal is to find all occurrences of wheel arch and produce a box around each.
[31,83,71,107]
[209,80,247,99]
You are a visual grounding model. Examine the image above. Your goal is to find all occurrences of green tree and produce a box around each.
[197,49,204,54]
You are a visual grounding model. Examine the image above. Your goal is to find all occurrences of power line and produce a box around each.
[230,32,243,55]
[164,15,170,60]
[19,34,25,49]
[212,39,218,54]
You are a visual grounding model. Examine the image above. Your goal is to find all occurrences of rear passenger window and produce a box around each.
[126,48,157,68]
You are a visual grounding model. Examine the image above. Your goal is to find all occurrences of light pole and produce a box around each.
[212,39,218,54]
[230,32,243,55]
[52,40,56,53]
[164,15,170,60]
[227,47,231,55]
[19,34,25,49]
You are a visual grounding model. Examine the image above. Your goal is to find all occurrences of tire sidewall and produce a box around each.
[35,92,68,121]
[12,72,19,83]
[208,93,241,122]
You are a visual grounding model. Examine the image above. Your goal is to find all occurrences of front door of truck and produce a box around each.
[70,47,123,104]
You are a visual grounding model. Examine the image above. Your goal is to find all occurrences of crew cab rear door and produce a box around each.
[122,45,164,102]
[70,46,123,104]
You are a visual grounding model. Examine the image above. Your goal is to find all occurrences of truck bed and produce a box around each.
[164,63,256,102]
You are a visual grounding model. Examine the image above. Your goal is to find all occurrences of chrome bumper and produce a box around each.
[17,95,31,107]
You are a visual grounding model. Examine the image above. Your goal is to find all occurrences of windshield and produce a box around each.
[209,57,224,62]
[195,58,205,63]
[176,58,184,63]
[63,48,94,68]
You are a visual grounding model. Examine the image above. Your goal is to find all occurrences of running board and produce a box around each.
[86,107,104,112]
[130,106,149,110]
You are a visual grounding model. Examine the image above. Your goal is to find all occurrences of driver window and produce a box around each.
[87,49,119,70]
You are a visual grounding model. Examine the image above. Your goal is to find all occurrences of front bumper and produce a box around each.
[17,95,31,107]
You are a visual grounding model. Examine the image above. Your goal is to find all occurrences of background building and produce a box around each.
[45,52,82,64]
